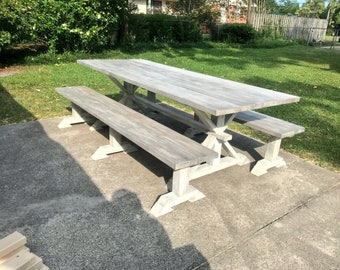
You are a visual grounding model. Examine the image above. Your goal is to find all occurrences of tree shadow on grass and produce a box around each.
[155,44,340,73]
[0,83,37,125]
[0,43,48,68]
[0,98,210,269]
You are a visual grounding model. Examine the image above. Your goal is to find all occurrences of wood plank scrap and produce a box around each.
[0,232,48,270]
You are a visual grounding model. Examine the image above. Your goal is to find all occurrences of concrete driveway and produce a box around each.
[0,117,339,269]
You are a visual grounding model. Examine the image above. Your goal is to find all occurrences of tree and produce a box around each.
[298,0,326,18]
[167,0,220,24]
[0,0,127,52]
[0,0,29,50]
[328,0,340,28]
[276,0,300,15]
[265,0,280,14]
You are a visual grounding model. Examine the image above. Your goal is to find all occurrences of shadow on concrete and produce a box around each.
[0,112,209,269]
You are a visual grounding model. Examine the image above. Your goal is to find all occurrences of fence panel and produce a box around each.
[251,13,328,42]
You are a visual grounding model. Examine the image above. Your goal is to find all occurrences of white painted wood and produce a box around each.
[57,86,219,217]
[251,157,286,176]
[77,59,303,178]
[234,111,305,139]
[132,97,208,133]
[150,185,206,217]
[57,86,218,170]
[91,128,137,160]
[58,103,95,128]
[89,119,106,131]
[234,110,304,175]
[78,59,301,116]
[66,59,304,213]
[264,137,282,161]
[172,168,190,197]
[188,154,249,181]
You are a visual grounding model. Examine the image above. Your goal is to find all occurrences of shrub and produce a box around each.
[0,0,121,53]
[128,14,202,43]
[0,31,11,51]
[30,0,120,52]
[211,23,257,44]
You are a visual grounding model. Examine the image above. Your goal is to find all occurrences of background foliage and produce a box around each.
[210,23,257,43]
[1,0,340,52]
[128,14,202,43]
[0,0,121,53]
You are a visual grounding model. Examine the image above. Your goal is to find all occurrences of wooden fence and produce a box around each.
[250,13,328,42]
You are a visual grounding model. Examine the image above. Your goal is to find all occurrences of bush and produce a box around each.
[211,23,256,44]
[0,0,121,53]
[31,0,120,52]
[128,14,202,43]
[0,31,11,51]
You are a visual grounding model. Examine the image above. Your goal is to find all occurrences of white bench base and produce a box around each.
[150,185,205,217]
[234,111,304,176]
[57,86,220,217]
[251,156,286,176]
[58,103,94,128]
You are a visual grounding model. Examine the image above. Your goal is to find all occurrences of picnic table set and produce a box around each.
[56,59,304,217]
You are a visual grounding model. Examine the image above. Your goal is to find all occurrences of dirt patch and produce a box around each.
[0,66,25,77]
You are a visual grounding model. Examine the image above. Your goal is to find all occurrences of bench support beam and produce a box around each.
[89,119,106,131]
[91,128,137,160]
[58,103,95,128]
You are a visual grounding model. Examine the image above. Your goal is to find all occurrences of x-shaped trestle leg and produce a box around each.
[193,109,250,166]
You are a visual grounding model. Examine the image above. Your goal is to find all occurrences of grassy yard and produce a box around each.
[0,43,339,172]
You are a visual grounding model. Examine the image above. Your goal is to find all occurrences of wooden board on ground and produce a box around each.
[0,232,49,270]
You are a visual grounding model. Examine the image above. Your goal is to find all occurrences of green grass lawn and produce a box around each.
[1,43,339,172]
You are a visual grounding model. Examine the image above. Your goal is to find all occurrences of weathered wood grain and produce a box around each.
[234,110,305,138]
[0,231,26,259]
[0,232,49,270]
[233,110,305,176]
[56,86,218,170]
[77,59,300,116]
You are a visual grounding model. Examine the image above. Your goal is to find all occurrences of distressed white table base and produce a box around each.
[251,137,286,176]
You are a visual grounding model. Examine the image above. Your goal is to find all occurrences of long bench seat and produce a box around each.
[234,110,305,176]
[138,102,305,176]
[56,86,218,216]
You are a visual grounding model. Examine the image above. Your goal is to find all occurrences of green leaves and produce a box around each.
[0,0,121,52]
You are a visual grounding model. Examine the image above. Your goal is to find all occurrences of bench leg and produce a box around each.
[150,168,205,217]
[58,103,94,128]
[89,119,107,131]
[251,137,286,176]
[91,128,137,160]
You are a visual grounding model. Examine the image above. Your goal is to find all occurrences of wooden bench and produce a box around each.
[56,86,218,217]
[233,110,305,176]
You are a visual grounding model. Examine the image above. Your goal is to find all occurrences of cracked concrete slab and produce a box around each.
[0,117,339,269]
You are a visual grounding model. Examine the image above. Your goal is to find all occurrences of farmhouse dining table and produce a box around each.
[77,59,300,178]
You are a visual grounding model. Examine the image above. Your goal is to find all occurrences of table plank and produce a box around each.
[78,59,300,116]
